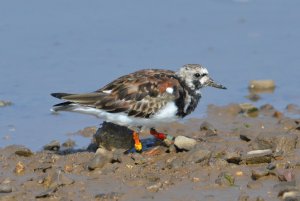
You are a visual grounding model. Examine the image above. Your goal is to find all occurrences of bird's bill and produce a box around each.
[206,77,227,89]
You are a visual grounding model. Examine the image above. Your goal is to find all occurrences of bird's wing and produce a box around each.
[53,69,183,118]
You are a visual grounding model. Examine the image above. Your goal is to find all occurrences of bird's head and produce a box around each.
[176,64,226,93]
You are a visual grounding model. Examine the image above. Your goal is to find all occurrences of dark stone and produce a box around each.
[224,149,241,164]
[43,140,60,151]
[94,122,134,150]
[242,150,272,164]
[14,147,33,157]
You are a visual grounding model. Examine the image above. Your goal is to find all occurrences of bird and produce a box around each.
[51,64,226,151]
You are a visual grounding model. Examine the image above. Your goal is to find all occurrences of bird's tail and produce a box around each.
[50,93,76,112]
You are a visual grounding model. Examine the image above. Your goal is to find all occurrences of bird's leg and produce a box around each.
[150,128,174,141]
[132,131,142,152]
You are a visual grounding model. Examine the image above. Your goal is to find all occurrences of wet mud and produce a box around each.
[1,103,300,201]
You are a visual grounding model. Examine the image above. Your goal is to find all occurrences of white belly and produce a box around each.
[70,102,179,128]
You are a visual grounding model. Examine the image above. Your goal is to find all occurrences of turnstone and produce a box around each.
[51,64,226,151]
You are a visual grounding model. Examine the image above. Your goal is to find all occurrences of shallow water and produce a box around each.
[0,0,300,150]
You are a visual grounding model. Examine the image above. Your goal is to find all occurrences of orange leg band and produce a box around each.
[150,128,167,140]
[133,131,142,151]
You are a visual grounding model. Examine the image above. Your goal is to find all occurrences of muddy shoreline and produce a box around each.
[1,103,300,201]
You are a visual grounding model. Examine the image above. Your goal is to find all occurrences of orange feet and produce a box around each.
[132,131,142,152]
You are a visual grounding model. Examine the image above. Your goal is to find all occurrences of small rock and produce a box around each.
[273,181,298,197]
[0,100,12,107]
[282,191,300,201]
[200,121,217,136]
[131,153,146,165]
[251,168,269,180]
[249,80,275,90]
[62,139,76,148]
[43,140,60,151]
[266,163,276,170]
[224,149,242,164]
[252,132,298,154]
[239,103,259,117]
[186,147,212,165]
[174,136,197,151]
[95,192,123,201]
[277,169,295,182]
[94,122,134,150]
[88,153,111,171]
[36,186,59,198]
[279,118,299,131]
[0,184,12,193]
[15,147,33,157]
[215,172,235,186]
[14,161,25,174]
[146,182,162,192]
[167,157,183,169]
[247,180,263,189]
[242,149,272,164]
[286,104,300,114]
[111,149,125,163]
[246,93,261,102]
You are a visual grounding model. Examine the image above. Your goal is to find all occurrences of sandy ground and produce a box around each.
[1,103,300,201]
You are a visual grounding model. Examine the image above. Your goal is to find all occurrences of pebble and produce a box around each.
[273,181,298,197]
[282,191,300,201]
[131,153,146,165]
[14,147,33,157]
[252,132,298,154]
[14,161,25,174]
[239,103,259,117]
[286,104,300,114]
[251,168,269,180]
[0,184,12,193]
[0,100,12,107]
[247,180,263,189]
[249,80,275,90]
[43,140,60,151]
[94,122,134,150]
[200,121,217,136]
[215,172,235,186]
[266,163,276,170]
[243,149,272,164]
[111,149,125,163]
[279,118,299,130]
[95,192,124,200]
[224,149,241,164]
[35,186,58,198]
[146,182,162,192]
[62,139,76,148]
[174,136,197,151]
[186,147,212,165]
[88,153,111,170]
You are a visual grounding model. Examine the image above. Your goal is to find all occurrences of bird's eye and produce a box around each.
[194,73,201,78]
